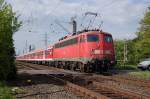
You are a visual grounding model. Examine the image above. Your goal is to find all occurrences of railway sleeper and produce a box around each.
[92,81,150,99]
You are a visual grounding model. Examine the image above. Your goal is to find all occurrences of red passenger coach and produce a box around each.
[17,30,116,72]
[45,46,53,60]
[16,49,45,61]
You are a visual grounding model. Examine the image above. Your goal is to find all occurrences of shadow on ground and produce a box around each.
[7,73,65,87]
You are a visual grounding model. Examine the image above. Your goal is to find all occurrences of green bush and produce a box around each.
[115,6,150,66]
[129,71,150,79]
[0,0,21,80]
[116,65,137,70]
[0,81,15,99]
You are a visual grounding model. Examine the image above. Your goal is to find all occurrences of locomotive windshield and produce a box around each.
[104,36,112,43]
[87,35,99,42]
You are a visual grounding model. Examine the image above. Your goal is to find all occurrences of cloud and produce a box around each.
[6,0,149,54]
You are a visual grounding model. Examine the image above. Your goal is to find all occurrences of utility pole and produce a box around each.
[25,40,28,53]
[44,32,48,50]
[23,50,24,54]
[44,32,48,59]
[29,45,32,52]
[123,40,128,66]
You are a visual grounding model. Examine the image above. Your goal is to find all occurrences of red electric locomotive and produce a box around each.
[52,30,115,72]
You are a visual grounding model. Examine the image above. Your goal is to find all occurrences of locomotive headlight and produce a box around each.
[105,50,111,54]
[93,50,111,54]
[93,50,103,54]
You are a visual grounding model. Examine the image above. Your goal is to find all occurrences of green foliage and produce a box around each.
[114,40,124,61]
[116,65,137,70]
[115,6,150,66]
[132,6,150,62]
[0,81,15,99]
[129,71,150,79]
[0,0,21,80]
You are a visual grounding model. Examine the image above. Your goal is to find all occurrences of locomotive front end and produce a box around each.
[85,31,116,72]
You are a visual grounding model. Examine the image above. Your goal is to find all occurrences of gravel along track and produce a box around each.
[16,62,150,99]
[63,75,149,99]
[15,84,88,99]
[9,74,91,99]
[87,74,150,96]
[11,63,91,99]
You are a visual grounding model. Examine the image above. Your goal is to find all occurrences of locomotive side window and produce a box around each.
[87,35,99,42]
[104,36,112,43]
[55,43,59,48]
[80,36,85,43]
[55,37,78,48]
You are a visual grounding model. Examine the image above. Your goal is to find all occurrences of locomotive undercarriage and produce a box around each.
[25,58,114,73]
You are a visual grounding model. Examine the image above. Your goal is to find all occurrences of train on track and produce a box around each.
[17,13,116,72]
[16,29,116,72]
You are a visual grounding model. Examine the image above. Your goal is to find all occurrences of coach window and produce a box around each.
[87,35,99,42]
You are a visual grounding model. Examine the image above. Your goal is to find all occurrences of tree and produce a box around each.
[0,0,21,80]
[127,6,150,64]
[112,6,150,66]
[135,6,150,60]
[139,7,150,39]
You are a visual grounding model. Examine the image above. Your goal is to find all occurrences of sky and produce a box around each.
[6,0,150,54]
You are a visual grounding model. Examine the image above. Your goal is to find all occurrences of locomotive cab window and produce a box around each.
[104,36,112,43]
[87,35,99,42]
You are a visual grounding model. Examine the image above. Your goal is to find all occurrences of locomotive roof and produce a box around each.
[18,30,111,57]
[56,30,111,44]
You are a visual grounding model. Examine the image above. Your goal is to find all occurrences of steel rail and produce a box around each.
[17,62,150,99]
[47,74,110,99]
[17,62,110,99]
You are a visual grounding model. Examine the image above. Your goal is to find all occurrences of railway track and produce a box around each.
[70,75,150,99]
[90,74,150,89]
[17,62,42,70]
[114,75,150,86]
[17,63,35,70]
[16,62,150,99]
[17,62,150,89]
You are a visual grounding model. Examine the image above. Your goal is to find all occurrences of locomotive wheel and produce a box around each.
[71,65,75,71]
[57,61,60,68]
[52,62,55,67]
[85,63,91,73]
[79,63,85,72]
[81,65,85,72]
[68,62,72,70]
[71,62,76,71]
[63,62,67,69]
[67,65,71,70]
[92,64,96,72]
[67,62,71,70]
[55,61,59,68]
[59,62,63,69]
[87,65,92,73]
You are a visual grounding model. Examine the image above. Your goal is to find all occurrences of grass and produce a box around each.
[129,71,150,79]
[0,81,15,99]
[116,64,138,70]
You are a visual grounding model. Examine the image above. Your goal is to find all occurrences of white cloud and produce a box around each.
[6,0,149,54]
